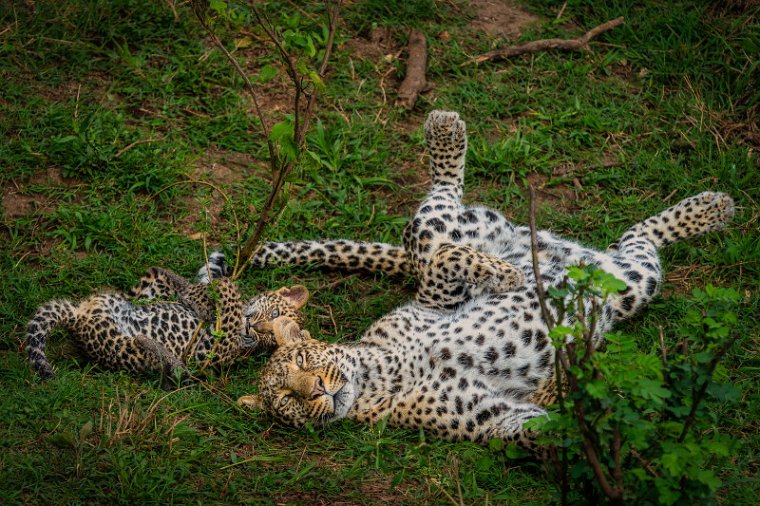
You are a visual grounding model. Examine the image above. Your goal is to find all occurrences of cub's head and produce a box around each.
[242,286,309,350]
[238,318,355,427]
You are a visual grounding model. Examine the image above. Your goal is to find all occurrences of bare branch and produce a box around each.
[528,185,556,328]
[467,17,624,65]
[396,29,428,110]
[231,1,342,279]
[575,403,624,503]
[191,2,275,167]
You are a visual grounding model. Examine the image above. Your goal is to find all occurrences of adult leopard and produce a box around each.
[234,111,734,448]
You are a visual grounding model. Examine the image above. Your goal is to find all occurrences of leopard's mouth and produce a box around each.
[240,318,276,348]
[323,380,353,422]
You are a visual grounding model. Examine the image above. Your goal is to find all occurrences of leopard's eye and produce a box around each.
[271,308,280,318]
[279,395,291,408]
[295,352,306,368]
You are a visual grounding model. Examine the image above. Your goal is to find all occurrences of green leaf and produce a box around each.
[661,452,683,476]
[308,70,325,91]
[79,420,93,440]
[566,265,590,282]
[549,325,574,343]
[48,431,77,449]
[585,380,608,399]
[706,382,740,402]
[488,438,504,451]
[270,120,294,141]
[257,64,278,83]
[595,271,627,294]
[696,469,721,491]
[504,444,528,459]
[306,36,317,57]
[209,0,228,17]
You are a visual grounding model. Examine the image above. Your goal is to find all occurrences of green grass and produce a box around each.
[1,0,757,503]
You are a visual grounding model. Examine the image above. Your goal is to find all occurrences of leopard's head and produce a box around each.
[238,318,355,427]
[242,286,309,350]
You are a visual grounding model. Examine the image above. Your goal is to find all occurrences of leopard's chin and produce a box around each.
[322,382,355,424]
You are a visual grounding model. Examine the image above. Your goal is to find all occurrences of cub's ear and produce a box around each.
[275,285,309,310]
[272,317,314,347]
[237,395,262,410]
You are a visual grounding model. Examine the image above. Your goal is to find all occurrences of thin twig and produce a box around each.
[556,1,568,21]
[466,17,624,65]
[114,138,161,159]
[528,186,555,328]
[231,1,342,279]
[192,2,275,170]
[575,402,623,502]
[631,448,659,478]
[530,185,570,503]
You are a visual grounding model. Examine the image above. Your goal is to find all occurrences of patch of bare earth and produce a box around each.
[274,474,418,505]
[1,167,84,259]
[525,172,580,214]
[467,0,540,40]
[177,148,267,241]
[2,167,75,220]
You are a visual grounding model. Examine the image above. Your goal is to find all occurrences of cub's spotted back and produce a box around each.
[26,267,310,382]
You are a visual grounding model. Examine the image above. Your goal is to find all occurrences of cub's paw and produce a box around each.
[257,317,313,347]
[424,110,466,152]
[196,251,228,284]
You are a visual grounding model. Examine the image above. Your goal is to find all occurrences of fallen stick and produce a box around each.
[467,16,624,65]
[396,29,428,110]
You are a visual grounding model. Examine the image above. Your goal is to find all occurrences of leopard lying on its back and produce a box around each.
[26,259,309,382]
[237,111,735,449]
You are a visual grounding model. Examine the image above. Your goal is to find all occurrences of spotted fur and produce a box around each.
[239,111,735,449]
[26,267,309,381]
[196,243,411,285]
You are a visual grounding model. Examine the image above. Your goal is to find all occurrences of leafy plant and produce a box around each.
[528,264,742,505]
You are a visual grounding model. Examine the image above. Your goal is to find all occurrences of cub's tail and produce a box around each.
[26,299,76,380]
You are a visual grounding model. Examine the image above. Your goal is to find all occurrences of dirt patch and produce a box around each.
[191,147,265,185]
[2,167,75,220]
[467,0,541,40]
[344,26,401,63]
[176,148,269,241]
[525,171,580,213]
[274,474,418,505]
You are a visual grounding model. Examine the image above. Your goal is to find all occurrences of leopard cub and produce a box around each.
[26,265,308,382]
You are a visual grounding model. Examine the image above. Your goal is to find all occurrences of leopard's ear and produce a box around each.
[275,285,309,310]
[237,395,262,410]
[272,317,314,347]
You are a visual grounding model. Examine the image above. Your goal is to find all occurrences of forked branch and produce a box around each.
[467,17,624,65]
[192,1,342,279]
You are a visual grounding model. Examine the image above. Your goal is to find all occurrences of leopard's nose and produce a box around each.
[310,376,326,399]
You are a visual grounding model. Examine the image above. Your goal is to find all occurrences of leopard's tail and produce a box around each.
[26,299,77,380]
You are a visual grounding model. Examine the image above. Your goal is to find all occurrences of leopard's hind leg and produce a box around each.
[404,111,469,270]
[128,267,190,300]
[79,324,186,381]
[26,299,77,379]
[605,192,735,321]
